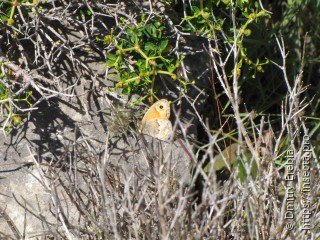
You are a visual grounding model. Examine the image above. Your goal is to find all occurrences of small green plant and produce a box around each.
[181,0,270,80]
[0,0,39,25]
[181,0,217,37]
[0,73,33,132]
[103,17,184,98]
[0,1,13,24]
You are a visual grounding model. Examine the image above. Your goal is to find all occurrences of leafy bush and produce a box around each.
[105,17,182,97]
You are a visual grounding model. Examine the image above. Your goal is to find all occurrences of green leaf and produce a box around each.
[237,154,258,183]
[213,143,239,171]
[145,24,157,38]
[158,39,168,52]
[238,160,246,183]
[0,83,8,98]
[0,85,5,95]
[167,63,176,73]
[192,6,200,14]
[203,143,239,173]
[0,15,9,23]
[145,42,156,52]
[126,28,137,43]
[106,53,119,67]
[122,85,131,94]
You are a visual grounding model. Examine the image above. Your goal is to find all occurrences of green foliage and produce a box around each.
[277,0,320,71]
[0,1,12,24]
[103,17,184,96]
[237,155,258,183]
[182,0,271,81]
[181,4,215,37]
[0,0,39,26]
[0,82,9,98]
[202,142,258,183]
[0,70,33,132]
[78,6,93,22]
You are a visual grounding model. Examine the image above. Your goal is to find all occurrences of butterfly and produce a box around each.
[139,99,172,140]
